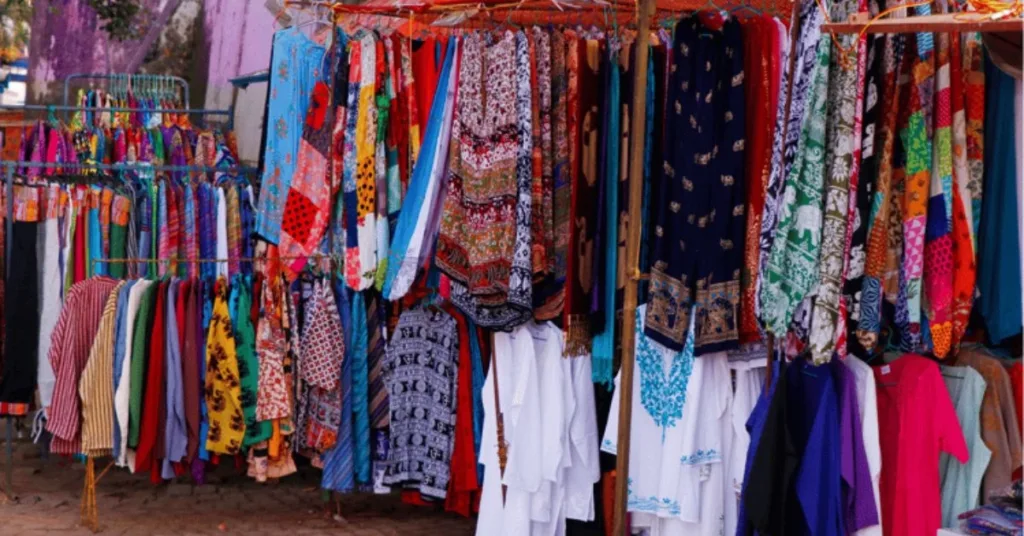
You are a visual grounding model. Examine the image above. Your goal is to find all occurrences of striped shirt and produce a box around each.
[47,277,119,455]
[78,281,126,456]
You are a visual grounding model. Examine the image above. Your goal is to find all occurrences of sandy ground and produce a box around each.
[0,427,474,536]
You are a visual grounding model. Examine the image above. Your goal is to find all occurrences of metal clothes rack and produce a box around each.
[0,159,260,514]
[62,73,190,109]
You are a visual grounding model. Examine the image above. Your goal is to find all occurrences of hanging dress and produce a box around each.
[205,277,246,455]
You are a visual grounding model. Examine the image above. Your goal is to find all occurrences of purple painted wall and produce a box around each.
[27,0,185,102]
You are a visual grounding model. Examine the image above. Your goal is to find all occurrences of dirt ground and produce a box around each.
[0,428,475,536]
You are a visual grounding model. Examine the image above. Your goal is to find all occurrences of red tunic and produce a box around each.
[135,281,167,482]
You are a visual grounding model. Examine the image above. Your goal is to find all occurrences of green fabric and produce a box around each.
[232,275,269,448]
[128,282,157,448]
[109,222,127,279]
[940,365,991,528]
[64,204,77,295]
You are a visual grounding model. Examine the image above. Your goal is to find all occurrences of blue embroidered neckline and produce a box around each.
[635,309,695,439]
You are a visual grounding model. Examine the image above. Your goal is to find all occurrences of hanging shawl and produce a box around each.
[279,43,341,279]
[923,26,955,358]
[375,38,394,290]
[447,31,534,330]
[528,28,555,284]
[646,17,746,354]
[949,34,984,352]
[592,44,622,384]
[963,34,985,239]
[808,0,860,364]
[842,26,883,359]
[342,39,364,287]
[564,35,602,355]
[534,29,571,321]
[759,33,831,337]
[739,16,781,345]
[856,34,908,353]
[898,24,936,350]
[755,0,823,331]
[381,38,458,301]
[351,33,379,291]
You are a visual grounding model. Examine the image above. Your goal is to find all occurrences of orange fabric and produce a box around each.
[443,304,480,517]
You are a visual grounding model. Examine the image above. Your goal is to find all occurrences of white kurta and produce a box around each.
[602,305,730,535]
[114,280,153,470]
[478,321,588,536]
[723,360,765,536]
[36,216,61,412]
[845,357,883,536]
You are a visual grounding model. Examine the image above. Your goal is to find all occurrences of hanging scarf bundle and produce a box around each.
[439,32,533,330]
[647,16,746,355]
[564,35,602,355]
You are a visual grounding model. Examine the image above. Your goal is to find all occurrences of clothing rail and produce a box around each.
[90,253,338,269]
[1,161,260,175]
[0,104,230,116]
[63,73,190,109]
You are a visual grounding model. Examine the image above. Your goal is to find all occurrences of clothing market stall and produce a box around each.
[1,1,1022,535]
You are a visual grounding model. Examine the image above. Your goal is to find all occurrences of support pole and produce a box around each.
[4,417,12,502]
[611,0,654,533]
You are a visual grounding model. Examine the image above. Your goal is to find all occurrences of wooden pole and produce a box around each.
[611,0,654,533]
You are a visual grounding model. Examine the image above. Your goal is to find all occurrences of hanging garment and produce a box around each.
[744,357,847,536]
[321,278,355,493]
[564,36,602,356]
[447,32,534,330]
[758,33,830,338]
[440,305,480,518]
[180,279,202,465]
[834,359,880,533]
[349,292,370,483]
[957,348,1023,501]
[232,274,269,449]
[756,1,824,333]
[0,222,39,412]
[602,304,729,535]
[737,361,781,536]
[116,280,152,469]
[844,357,884,536]
[947,35,976,356]
[110,280,137,462]
[808,0,860,364]
[136,281,167,479]
[976,58,1021,344]
[78,280,126,457]
[437,32,533,328]
[161,280,187,479]
[256,276,291,423]
[299,279,345,453]
[382,38,458,301]
[382,307,459,500]
[939,365,990,528]
[875,354,967,536]
[255,27,327,244]
[351,33,380,291]
[205,277,246,455]
[739,16,781,345]
[46,276,119,455]
[647,17,746,355]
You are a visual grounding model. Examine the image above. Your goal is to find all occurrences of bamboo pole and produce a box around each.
[611,0,655,532]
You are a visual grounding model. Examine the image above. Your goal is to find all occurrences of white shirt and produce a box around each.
[844,357,883,536]
[724,360,765,536]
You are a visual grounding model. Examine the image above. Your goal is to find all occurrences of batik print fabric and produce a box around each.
[759,34,831,337]
[205,278,245,455]
[755,0,822,331]
[646,17,746,355]
[441,32,534,330]
[808,0,859,365]
[843,31,884,359]
[857,34,907,353]
[255,28,326,244]
[382,307,459,500]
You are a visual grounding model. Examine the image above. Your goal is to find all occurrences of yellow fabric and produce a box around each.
[204,277,246,455]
